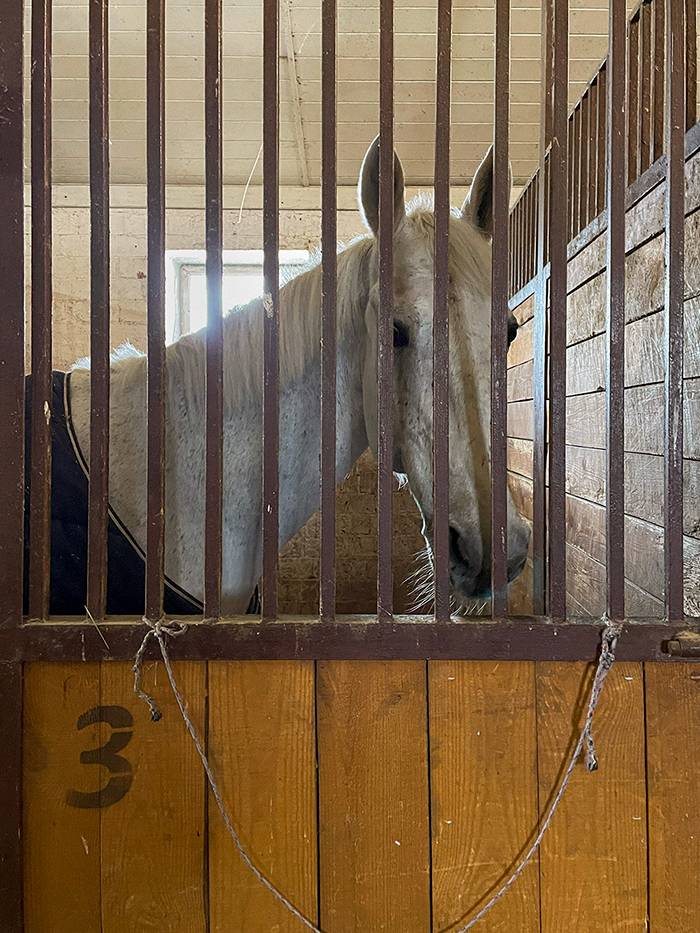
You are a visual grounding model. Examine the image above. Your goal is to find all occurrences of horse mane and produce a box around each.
[71,195,492,419]
[164,232,376,416]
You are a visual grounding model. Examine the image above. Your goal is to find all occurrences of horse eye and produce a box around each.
[393,321,410,348]
[507,315,519,348]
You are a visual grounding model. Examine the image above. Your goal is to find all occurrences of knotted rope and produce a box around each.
[133,617,623,932]
[133,618,322,932]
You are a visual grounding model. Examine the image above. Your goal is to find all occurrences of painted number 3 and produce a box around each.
[66,705,134,809]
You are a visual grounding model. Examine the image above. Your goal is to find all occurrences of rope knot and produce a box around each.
[132,617,188,721]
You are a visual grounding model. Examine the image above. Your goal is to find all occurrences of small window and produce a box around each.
[166,249,309,342]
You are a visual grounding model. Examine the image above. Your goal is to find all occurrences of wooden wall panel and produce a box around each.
[564,380,700,455]
[208,661,317,932]
[537,662,648,932]
[99,662,207,933]
[646,663,700,933]
[429,661,539,933]
[23,663,102,933]
[317,661,430,932]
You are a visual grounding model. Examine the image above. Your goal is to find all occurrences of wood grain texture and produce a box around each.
[99,661,207,933]
[511,443,700,539]
[564,380,700,455]
[429,661,539,933]
[23,663,101,933]
[317,661,430,932]
[565,543,664,617]
[646,663,700,933]
[537,662,648,932]
[208,661,317,932]
[506,316,533,368]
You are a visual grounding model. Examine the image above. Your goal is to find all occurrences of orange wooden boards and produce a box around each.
[24,662,102,933]
[23,661,207,933]
[317,660,431,932]
[646,662,700,932]
[208,660,317,932]
[429,661,539,933]
[537,662,648,932]
[22,659,700,930]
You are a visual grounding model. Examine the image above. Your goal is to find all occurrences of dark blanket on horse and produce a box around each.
[23,371,212,616]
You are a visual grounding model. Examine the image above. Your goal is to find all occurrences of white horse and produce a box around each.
[69,138,531,614]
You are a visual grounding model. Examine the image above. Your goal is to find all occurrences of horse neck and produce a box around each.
[266,248,372,550]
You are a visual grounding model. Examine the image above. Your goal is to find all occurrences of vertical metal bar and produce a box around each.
[573,105,582,238]
[548,0,568,619]
[606,0,627,621]
[665,0,686,620]
[653,0,665,161]
[567,117,574,241]
[146,0,166,621]
[628,13,640,185]
[320,0,337,620]
[204,0,223,618]
[533,0,553,616]
[520,200,524,289]
[491,0,510,615]
[579,92,590,230]
[263,0,280,619]
[588,77,599,222]
[543,0,554,148]
[640,1,652,174]
[530,182,537,282]
[544,151,551,263]
[29,0,53,620]
[433,0,451,621]
[509,206,514,295]
[0,0,25,922]
[87,0,111,619]
[686,0,697,128]
[377,0,394,620]
[597,65,607,214]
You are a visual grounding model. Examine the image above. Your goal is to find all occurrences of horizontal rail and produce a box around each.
[5,617,700,663]
[509,118,700,312]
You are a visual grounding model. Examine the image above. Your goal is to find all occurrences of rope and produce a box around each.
[454,619,623,932]
[133,617,623,933]
[133,618,322,933]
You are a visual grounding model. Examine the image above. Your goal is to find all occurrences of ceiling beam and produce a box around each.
[280,0,310,187]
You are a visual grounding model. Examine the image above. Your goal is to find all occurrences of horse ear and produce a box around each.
[358,136,406,236]
[462,146,512,239]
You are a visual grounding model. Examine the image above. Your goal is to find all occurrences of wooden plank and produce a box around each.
[23,663,102,933]
[99,662,207,933]
[566,301,700,396]
[507,399,534,441]
[507,316,534,368]
[564,446,700,538]
[565,380,700,456]
[565,543,664,617]
[317,661,430,931]
[646,663,700,932]
[509,557,534,615]
[566,207,700,347]
[506,471,700,611]
[565,493,700,608]
[507,359,533,402]
[429,661,539,932]
[537,661,648,931]
[208,661,317,931]
[507,437,534,479]
[512,293,535,326]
